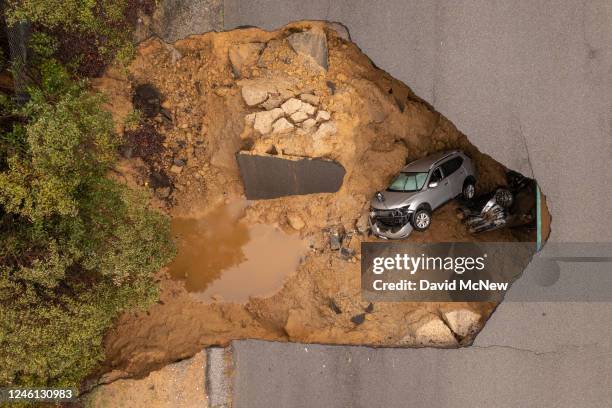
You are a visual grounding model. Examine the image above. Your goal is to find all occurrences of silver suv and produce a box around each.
[369,150,476,239]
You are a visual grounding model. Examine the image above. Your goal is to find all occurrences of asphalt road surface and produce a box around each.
[232,339,611,408]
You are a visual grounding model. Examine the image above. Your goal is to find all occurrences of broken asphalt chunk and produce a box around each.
[236,152,345,199]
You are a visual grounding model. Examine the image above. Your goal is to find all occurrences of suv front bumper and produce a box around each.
[369,213,414,239]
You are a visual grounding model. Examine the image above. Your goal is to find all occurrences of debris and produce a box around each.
[299,93,320,105]
[298,102,316,115]
[253,108,284,134]
[241,84,269,106]
[272,117,295,134]
[329,299,342,314]
[173,158,186,167]
[329,228,343,250]
[314,121,337,139]
[170,165,183,174]
[281,97,302,115]
[287,28,329,70]
[355,214,369,234]
[340,247,355,260]
[229,42,265,78]
[287,213,305,230]
[315,110,331,122]
[401,316,458,346]
[301,118,316,130]
[290,111,308,123]
[260,94,283,110]
[327,22,351,41]
[365,303,374,313]
[441,309,481,338]
[350,313,366,325]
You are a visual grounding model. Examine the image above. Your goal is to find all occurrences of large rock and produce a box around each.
[401,315,458,346]
[327,21,351,41]
[241,84,269,106]
[441,309,481,338]
[272,117,295,134]
[253,108,284,134]
[229,42,265,78]
[287,27,328,70]
[313,121,337,139]
[281,97,303,115]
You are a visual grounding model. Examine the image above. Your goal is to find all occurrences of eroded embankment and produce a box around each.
[93,21,545,382]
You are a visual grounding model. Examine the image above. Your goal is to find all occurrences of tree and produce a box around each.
[0,59,174,388]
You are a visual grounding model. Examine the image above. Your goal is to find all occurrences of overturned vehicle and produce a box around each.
[456,170,538,234]
[369,150,477,239]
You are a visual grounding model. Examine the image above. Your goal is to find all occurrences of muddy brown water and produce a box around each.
[168,203,308,302]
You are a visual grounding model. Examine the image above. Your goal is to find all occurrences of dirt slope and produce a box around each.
[93,21,534,381]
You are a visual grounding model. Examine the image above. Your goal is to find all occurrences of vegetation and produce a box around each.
[0,55,174,388]
[5,0,153,76]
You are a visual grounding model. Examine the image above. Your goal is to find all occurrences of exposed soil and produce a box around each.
[92,21,538,382]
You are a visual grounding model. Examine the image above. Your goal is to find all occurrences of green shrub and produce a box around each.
[0,60,175,388]
[5,0,126,34]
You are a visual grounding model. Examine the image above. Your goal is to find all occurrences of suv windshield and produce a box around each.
[387,172,428,192]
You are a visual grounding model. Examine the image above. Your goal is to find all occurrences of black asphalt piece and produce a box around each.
[236,153,345,199]
[350,313,366,325]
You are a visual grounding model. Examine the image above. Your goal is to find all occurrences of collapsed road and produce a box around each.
[92,21,549,382]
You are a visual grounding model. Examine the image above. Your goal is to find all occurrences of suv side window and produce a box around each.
[441,156,463,177]
[430,167,443,183]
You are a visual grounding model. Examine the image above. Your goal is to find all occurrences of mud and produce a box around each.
[92,21,543,382]
[168,202,308,301]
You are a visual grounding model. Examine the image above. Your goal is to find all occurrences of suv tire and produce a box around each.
[462,179,476,200]
[412,208,432,231]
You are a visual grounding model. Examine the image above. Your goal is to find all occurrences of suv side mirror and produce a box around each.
[428,181,439,188]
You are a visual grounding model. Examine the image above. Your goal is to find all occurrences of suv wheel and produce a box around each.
[412,208,432,231]
[462,180,476,200]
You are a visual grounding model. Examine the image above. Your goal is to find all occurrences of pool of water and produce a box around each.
[167,203,308,302]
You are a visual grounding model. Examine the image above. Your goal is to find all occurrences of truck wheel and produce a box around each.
[462,180,476,200]
[412,208,432,231]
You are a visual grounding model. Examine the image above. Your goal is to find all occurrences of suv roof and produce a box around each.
[400,150,460,172]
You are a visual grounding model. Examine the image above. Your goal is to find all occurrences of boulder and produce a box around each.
[241,84,269,106]
[253,108,284,134]
[287,213,306,230]
[287,28,328,70]
[314,121,337,139]
[290,111,309,123]
[315,110,331,122]
[229,42,264,78]
[298,102,316,115]
[441,309,481,338]
[299,93,320,105]
[272,117,295,134]
[401,316,457,346]
[327,22,351,41]
[281,98,303,115]
[301,118,317,130]
[260,94,283,110]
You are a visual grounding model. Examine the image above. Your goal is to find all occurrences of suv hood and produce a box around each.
[370,190,418,210]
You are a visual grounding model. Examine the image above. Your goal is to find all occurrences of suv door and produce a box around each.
[427,166,451,209]
[441,156,465,196]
